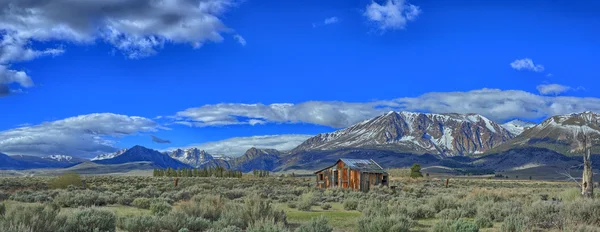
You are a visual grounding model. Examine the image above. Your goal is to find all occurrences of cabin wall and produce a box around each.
[316,160,389,191]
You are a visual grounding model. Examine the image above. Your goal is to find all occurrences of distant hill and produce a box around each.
[0,153,85,170]
[490,111,600,156]
[93,145,190,169]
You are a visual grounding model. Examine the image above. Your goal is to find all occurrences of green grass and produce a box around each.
[278,202,361,231]
[3,200,149,218]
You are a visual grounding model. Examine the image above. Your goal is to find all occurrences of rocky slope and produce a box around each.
[168,148,215,168]
[292,111,514,157]
[491,111,600,156]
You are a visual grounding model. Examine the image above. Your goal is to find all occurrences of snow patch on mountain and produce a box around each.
[45,155,73,162]
[91,149,128,161]
[501,120,536,136]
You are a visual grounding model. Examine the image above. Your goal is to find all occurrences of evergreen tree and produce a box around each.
[410,164,423,178]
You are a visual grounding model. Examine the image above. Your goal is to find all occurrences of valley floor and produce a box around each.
[0,175,599,232]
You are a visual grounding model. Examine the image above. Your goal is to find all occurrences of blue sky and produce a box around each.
[1,0,599,158]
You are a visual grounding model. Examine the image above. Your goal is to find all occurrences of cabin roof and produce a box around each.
[314,159,387,174]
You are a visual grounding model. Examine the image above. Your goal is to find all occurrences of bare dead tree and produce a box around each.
[581,130,594,198]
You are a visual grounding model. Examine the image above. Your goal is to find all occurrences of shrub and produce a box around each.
[0,202,5,216]
[247,219,290,232]
[343,199,359,210]
[429,196,456,213]
[159,211,211,232]
[117,196,134,206]
[151,201,172,216]
[295,215,333,232]
[500,214,529,232]
[287,202,297,209]
[0,203,62,232]
[53,190,109,207]
[178,196,225,221]
[321,203,332,210]
[62,207,117,232]
[436,209,465,221]
[475,216,493,228]
[49,173,83,189]
[224,190,246,200]
[562,199,600,227]
[132,197,152,209]
[433,219,479,232]
[297,192,314,211]
[117,215,159,232]
[207,226,243,232]
[357,214,413,232]
[241,195,287,227]
[525,201,562,229]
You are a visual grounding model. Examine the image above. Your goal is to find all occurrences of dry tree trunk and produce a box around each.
[582,135,594,198]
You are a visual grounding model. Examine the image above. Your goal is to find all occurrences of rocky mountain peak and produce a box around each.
[293,111,513,156]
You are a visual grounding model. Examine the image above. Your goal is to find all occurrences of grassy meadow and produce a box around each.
[0,170,599,232]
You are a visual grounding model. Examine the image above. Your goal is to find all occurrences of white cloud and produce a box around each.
[536,84,571,95]
[324,17,340,25]
[0,0,240,94]
[0,113,160,158]
[0,65,34,97]
[164,134,313,157]
[173,89,600,127]
[233,34,246,46]
[510,58,544,72]
[313,17,340,28]
[364,0,421,31]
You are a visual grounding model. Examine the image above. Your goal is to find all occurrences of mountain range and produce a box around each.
[1,111,598,175]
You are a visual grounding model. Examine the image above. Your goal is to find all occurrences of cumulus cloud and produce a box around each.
[0,113,160,158]
[233,34,246,46]
[150,135,171,144]
[364,0,421,31]
[313,17,340,28]
[510,58,544,72]
[536,84,571,95]
[0,0,240,94]
[173,89,600,127]
[164,134,313,157]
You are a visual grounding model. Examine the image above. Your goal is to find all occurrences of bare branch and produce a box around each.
[556,169,583,188]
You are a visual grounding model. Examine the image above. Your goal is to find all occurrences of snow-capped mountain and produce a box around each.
[292,111,514,156]
[44,155,74,162]
[168,148,215,168]
[91,149,128,161]
[501,120,537,136]
[493,111,600,155]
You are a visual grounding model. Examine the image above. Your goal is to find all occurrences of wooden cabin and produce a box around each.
[314,159,389,191]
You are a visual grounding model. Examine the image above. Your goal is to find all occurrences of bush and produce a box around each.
[0,203,62,232]
[525,201,562,229]
[357,214,413,232]
[49,173,83,189]
[321,203,332,210]
[159,211,211,232]
[297,193,314,211]
[132,197,152,209]
[562,199,600,227]
[343,199,359,210]
[295,216,333,232]
[151,202,172,216]
[433,219,479,232]
[117,215,159,232]
[53,190,109,207]
[436,209,465,220]
[0,202,5,216]
[247,219,290,232]
[500,214,529,232]
[475,216,493,228]
[62,208,117,232]
[287,202,297,209]
[207,226,243,232]
[429,196,456,213]
[117,196,134,206]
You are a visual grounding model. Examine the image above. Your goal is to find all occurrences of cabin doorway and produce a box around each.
[333,170,339,187]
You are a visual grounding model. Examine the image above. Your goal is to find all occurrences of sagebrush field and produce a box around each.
[0,172,599,232]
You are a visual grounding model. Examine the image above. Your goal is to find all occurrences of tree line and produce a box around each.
[153,166,242,178]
